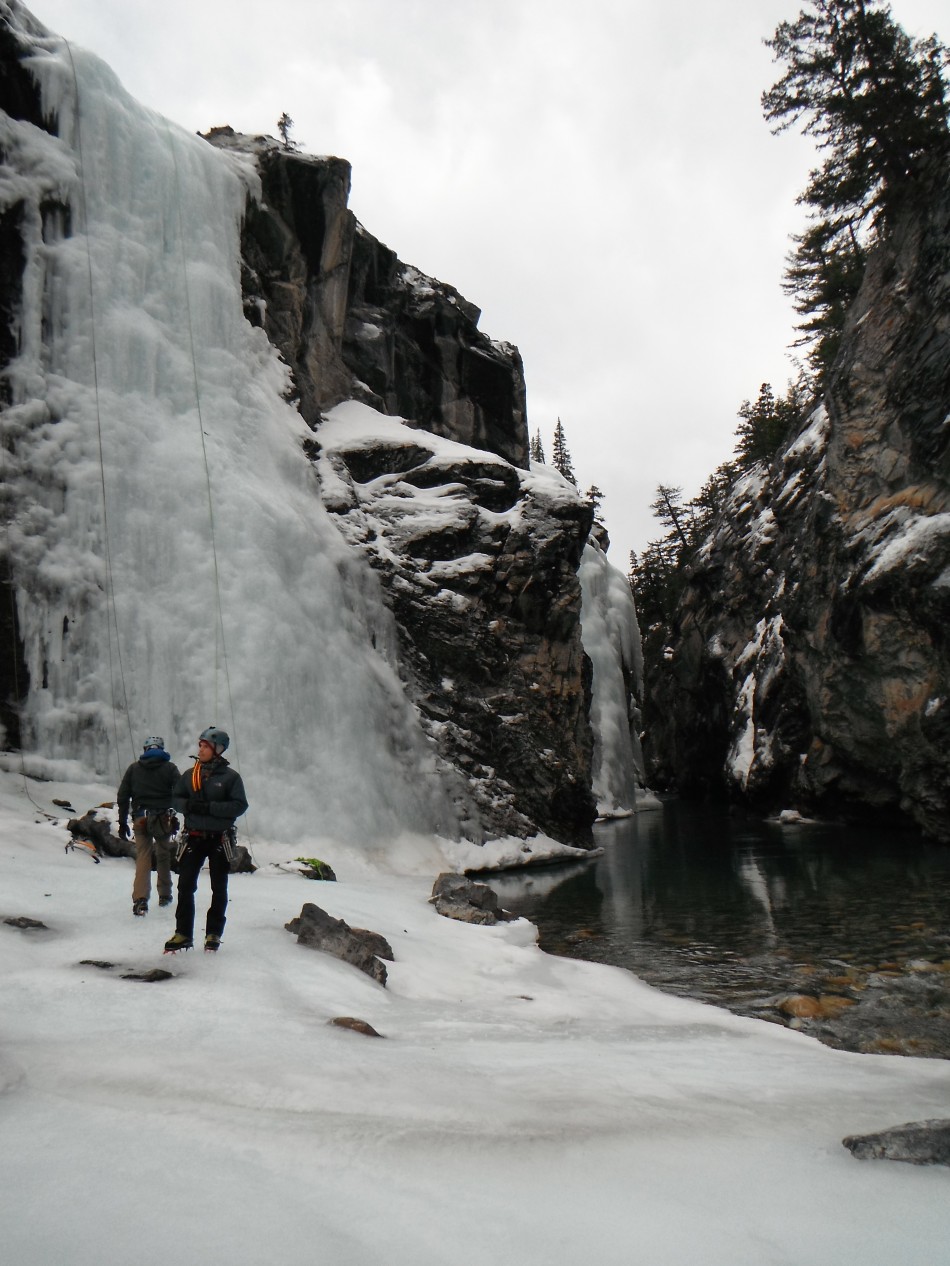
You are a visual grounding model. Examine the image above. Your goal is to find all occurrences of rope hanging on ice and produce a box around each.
[164,123,244,798]
[63,37,133,771]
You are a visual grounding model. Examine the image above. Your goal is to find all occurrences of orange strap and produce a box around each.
[191,759,203,793]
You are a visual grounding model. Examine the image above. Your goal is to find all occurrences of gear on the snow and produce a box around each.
[204,934,221,952]
[133,898,148,916]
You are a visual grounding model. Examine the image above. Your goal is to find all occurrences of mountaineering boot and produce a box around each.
[133,899,148,917]
[204,934,221,953]
[159,895,173,908]
[164,932,193,953]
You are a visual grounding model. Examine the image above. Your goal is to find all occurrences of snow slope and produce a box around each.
[2,768,948,1266]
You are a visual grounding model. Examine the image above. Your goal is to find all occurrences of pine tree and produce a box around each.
[649,485,694,552]
[763,0,950,375]
[277,112,300,151]
[551,418,577,485]
[529,428,546,464]
[737,380,810,469]
[586,485,605,515]
[781,218,866,375]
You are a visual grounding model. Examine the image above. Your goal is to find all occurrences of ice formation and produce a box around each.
[1,14,460,842]
[579,540,644,814]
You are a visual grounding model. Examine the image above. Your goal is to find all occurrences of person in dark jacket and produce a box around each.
[164,726,248,954]
[117,736,181,916]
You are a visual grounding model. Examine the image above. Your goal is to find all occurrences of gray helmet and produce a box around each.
[143,735,165,751]
[199,726,230,754]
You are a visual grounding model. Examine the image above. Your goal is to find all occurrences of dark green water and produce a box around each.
[484,801,950,1056]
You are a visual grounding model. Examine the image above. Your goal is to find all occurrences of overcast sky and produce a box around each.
[28,0,950,565]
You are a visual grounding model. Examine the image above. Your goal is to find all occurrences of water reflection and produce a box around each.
[486,801,950,1056]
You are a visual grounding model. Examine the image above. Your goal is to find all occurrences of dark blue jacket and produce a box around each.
[118,754,181,817]
[173,756,248,833]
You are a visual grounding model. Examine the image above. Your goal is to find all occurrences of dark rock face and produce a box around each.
[0,5,56,135]
[285,902,394,985]
[0,9,38,747]
[233,136,356,423]
[645,176,950,839]
[316,426,597,845]
[205,130,597,844]
[843,1119,950,1166]
[343,229,528,467]
[213,129,528,468]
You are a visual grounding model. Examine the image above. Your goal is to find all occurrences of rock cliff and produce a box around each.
[315,404,596,844]
[209,126,528,469]
[201,127,599,845]
[645,172,950,841]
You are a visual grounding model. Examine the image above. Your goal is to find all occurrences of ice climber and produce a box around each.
[164,727,248,954]
[117,736,181,916]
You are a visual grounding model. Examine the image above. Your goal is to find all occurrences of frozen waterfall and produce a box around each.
[579,540,645,815]
[0,12,460,843]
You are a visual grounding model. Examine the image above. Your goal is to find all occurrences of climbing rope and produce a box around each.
[64,38,134,769]
[163,124,251,851]
[164,122,239,757]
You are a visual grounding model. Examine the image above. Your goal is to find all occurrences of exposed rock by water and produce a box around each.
[430,872,514,925]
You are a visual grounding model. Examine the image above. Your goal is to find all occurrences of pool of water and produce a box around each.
[484,801,950,1057]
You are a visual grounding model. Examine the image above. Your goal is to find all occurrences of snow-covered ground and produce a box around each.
[2,767,949,1266]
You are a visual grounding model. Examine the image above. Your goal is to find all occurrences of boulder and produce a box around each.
[329,1016,384,1037]
[285,902,393,985]
[843,1119,950,1166]
[430,872,512,925]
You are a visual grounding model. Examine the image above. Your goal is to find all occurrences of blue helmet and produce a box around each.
[199,726,230,754]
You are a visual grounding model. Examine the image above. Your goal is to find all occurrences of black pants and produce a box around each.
[175,831,229,939]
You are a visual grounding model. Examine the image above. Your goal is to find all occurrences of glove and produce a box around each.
[118,818,130,840]
[186,798,208,815]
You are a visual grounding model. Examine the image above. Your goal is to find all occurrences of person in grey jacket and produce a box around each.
[117,736,181,916]
[164,726,248,954]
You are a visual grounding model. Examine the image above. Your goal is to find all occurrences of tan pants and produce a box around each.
[132,815,175,903]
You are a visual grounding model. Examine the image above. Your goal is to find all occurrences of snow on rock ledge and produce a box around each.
[315,402,598,847]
